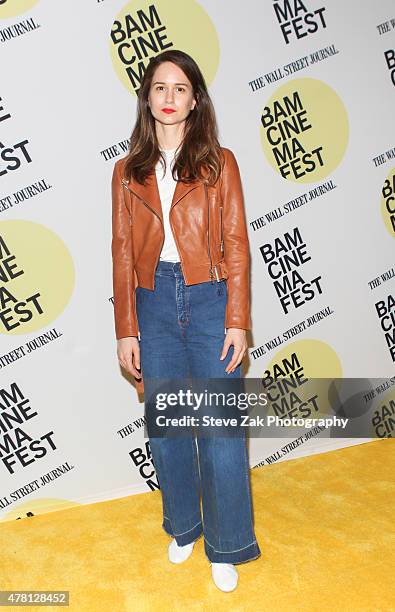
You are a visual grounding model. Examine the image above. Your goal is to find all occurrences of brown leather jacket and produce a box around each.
[111,146,251,394]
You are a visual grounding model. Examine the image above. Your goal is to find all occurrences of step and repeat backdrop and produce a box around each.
[0,0,394,523]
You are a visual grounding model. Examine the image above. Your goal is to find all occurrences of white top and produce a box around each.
[155,147,180,262]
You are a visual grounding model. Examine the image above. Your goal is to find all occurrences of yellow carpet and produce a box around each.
[1,439,394,611]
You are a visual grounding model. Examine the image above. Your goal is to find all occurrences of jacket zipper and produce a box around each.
[168,208,187,279]
[219,206,224,254]
[122,178,218,284]
[122,180,165,281]
[205,184,219,283]
[168,183,200,281]
[122,179,188,281]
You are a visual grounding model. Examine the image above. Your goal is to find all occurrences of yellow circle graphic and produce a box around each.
[380,167,395,238]
[260,77,349,183]
[0,220,75,335]
[262,339,342,423]
[109,0,220,95]
[1,498,80,522]
[0,0,39,18]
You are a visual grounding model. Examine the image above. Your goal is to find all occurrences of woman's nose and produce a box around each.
[166,89,175,103]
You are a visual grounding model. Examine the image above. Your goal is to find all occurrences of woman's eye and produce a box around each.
[155,86,185,92]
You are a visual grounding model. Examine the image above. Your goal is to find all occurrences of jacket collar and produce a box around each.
[120,158,207,223]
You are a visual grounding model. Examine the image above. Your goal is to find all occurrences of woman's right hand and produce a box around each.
[117,337,142,379]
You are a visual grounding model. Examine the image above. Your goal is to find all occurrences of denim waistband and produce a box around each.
[155,260,183,277]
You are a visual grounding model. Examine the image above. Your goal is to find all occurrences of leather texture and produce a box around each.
[111,147,251,395]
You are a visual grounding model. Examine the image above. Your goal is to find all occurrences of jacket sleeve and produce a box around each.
[221,148,252,331]
[111,159,139,339]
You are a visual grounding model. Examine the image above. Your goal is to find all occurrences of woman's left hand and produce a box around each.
[220,328,248,374]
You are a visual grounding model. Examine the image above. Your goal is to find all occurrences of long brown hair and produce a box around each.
[123,49,224,187]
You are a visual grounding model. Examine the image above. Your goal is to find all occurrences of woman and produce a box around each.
[111,49,261,593]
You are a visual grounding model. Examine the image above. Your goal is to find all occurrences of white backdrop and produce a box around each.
[0,0,394,522]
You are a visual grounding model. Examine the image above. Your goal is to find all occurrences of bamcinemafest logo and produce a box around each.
[374,294,395,363]
[0,220,74,335]
[384,48,395,86]
[129,441,159,490]
[260,77,348,183]
[263,339,342,420]
[0,0,38,18]
[372,389,395,438]
[109,0,219,95]
[381,168,395,236]
[273,0,327,44]
[259,226,323,315]
[0,96,32,177]
[0,381,56,476]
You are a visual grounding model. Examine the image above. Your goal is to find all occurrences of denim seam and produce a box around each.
[204,537,258,554]
[211,440,221,548]
[205,550,261,565]
[185,283,190,323]
[176,274,189,328]
[168,519,202,537]
[191,436,201,498]
[154,450,177,529]
[243,436,255,527]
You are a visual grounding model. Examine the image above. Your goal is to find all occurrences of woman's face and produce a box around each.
[147,61,196,128]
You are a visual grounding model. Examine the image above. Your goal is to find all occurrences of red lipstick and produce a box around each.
[162,108,176,114]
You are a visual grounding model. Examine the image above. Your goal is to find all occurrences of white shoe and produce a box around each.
[168,538,195,564]
[211,562,239,592]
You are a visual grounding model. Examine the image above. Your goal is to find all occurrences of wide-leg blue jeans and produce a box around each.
[135,260,261,564]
